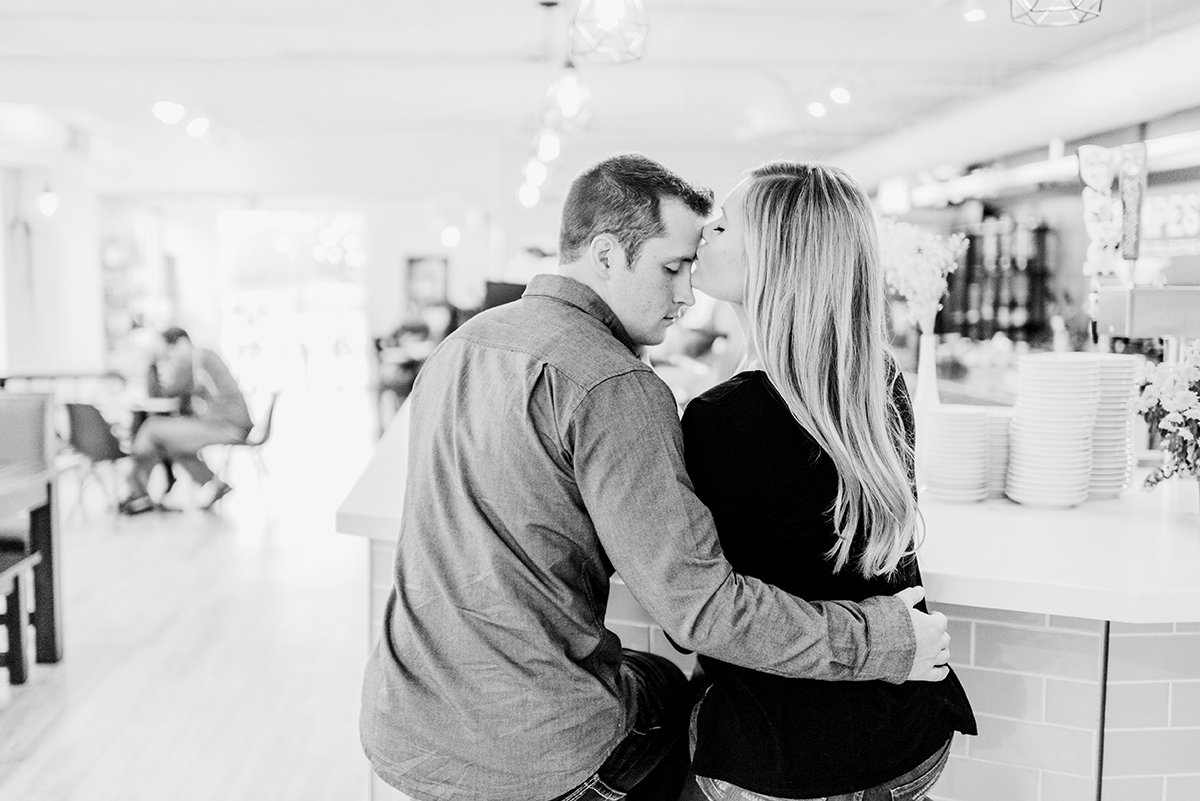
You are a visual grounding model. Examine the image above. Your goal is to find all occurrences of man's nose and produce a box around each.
[676,270,696,307]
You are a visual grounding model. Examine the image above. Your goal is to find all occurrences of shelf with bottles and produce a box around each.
[937,216,1054,344]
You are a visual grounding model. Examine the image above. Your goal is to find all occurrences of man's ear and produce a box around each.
[588,234,625,276]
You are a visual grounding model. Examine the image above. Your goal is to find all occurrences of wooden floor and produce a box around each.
[0,389,377,801]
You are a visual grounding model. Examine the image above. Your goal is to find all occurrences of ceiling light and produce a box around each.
[441,226,462,248]
[37,187,59,217]
[537,130,561,162]
[807,102,827,118]
[186,117,210,138]
[829,87,851,105]
[524,159,548,188]
[570,0,649,63]
[152,101,186,125]
[327,246,345,264]
[1011,0,1101,26]
[962,0,987,21]
[518,184,540,208]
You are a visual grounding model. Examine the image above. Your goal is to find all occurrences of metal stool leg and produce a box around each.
[3,571,31,684]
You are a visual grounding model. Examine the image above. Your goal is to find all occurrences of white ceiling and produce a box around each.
[1,0,1199,198]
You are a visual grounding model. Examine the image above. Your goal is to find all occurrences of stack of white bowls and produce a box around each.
[1088,354,1142,500]
[986,407,1014,499]
[924,405,990,502]
[1006,353,1100,508]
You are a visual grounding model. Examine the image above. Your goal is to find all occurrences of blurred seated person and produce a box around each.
[375,319,434,404]
[118,326,253,515]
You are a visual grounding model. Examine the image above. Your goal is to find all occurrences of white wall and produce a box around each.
[0,167,104,374]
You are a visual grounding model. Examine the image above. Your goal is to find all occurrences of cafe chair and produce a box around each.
[65,402,128,511]
[215,391,279,488]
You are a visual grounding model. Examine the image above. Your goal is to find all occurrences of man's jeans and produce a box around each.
[550,651,695,801]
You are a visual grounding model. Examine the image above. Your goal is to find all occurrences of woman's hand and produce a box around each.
[896,586,951,682]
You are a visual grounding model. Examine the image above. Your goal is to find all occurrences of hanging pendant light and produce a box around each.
[1011,0,1101,26]
[38,186,59,217]
[543,62,591,131]
[570,0,649,63]
[536,129,561,162]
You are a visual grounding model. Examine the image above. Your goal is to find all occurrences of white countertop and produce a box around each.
[919,480,1200,623]
[337,399,410,541]
[337,400,1200,623]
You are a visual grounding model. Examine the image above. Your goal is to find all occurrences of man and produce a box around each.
[360,154,951,801]
[118,326,253,514]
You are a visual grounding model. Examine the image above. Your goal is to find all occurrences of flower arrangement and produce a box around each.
[1135,341,1200,489]
[877,218,968,333]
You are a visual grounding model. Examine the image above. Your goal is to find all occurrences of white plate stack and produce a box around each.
[1088,354,1142,500]
[986,407,1014,499]
[923,405,990,503]
[1006,353,1100,509]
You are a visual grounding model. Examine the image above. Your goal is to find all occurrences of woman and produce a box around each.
[682,161,976,801]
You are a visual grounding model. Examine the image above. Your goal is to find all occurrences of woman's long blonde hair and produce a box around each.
[740,161,919,578]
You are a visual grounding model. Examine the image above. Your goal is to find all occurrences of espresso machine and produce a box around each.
[1084,142,1200,360]
[1093,285,1200,361]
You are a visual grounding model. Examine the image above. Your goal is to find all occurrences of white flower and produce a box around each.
[1138,345,1200,486]
[877,218,968,333]
[1163,389,1200,415]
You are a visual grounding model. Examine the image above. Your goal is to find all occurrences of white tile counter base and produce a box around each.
[339,403,1200,801]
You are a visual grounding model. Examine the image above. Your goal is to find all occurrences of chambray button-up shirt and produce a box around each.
[359,274,915,801]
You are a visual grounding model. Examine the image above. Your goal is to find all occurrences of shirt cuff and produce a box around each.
[857,594,916,684]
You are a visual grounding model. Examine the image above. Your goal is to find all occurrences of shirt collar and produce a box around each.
[522,273,639,354]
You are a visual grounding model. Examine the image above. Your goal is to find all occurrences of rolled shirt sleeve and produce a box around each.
[570,369,915,684]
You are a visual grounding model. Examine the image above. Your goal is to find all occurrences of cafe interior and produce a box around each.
[2,2,1200,800]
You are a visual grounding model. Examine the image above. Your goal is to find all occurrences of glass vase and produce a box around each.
[914,331,940,489]
[915,331,941,411]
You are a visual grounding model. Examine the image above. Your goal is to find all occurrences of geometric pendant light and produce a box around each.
[1011,0,1102,27]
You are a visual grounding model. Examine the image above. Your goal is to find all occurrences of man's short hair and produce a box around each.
[162,326,191,346]
[559,153,714,267]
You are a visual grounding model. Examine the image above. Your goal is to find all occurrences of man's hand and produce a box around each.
[896,586,951,682]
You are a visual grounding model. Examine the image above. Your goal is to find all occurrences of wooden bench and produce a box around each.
[0,546,42,684]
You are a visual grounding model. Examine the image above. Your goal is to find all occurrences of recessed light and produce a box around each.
[807,102,827,118]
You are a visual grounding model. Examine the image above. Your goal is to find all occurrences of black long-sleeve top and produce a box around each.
[682,369,976,798]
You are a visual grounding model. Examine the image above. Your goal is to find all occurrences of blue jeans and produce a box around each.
[550,651,697,801]
[692,738,952,801]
